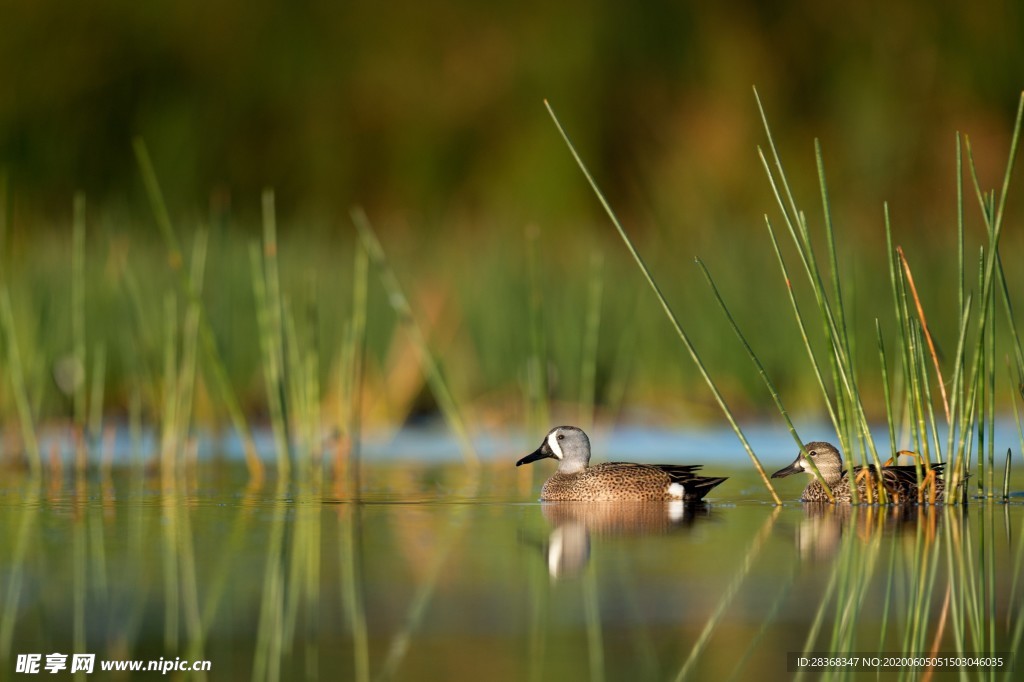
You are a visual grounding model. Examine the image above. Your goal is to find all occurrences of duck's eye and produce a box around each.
[557,434,564,440]
[809,451,817,457]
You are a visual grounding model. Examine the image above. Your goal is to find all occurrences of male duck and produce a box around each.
[516,426,728,502]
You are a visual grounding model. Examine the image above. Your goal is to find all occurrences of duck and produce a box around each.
[771,441,945,503]
[516,426,728,502]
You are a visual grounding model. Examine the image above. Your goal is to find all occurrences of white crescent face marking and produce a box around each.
[547,431,564,459]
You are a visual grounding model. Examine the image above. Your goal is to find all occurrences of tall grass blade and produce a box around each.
[696,257,833,500]
[338,243,369,496]
[897,247,950,422]
[339,504,370,682]
[71,193,87,435]
[545,99,780,503]
[250,241,291,477]
[673,508,779,681]
[0,287,41,475]
[755,90,883,482]
[351,207,480,469]
[582,566,605,682]
[764,218,840,437]
[132,138,265,484]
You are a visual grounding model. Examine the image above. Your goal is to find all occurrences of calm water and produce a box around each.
[1,446,1022,681]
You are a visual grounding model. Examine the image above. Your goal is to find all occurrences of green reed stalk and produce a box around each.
[527,559,547,682]
[725,570,794,682]
[377,487,478,680]
[830,511,882,653]
[352,207,480,469]
[262,192,292,469]
[608,551,658,678]
[1007,509,1024,667]
[906,514,944,657]
[959,514,984,648]
[160,295,179,484]
[946,295,975,486]
[0,287,41,475]
[302,501,324,674]
[72,496,87,680]
[338,243,368,495]
[0,479,40,659]
[176,496,208,682]
[133,138,265,483]
[1003,448,1011,502]
[176,231,207,476]
[198,490,257,633]
[875,523,900,655]
[161,496,181,653]
[764,218,840,434]
[958,92,1024,490]
[582,565,605,682]
[697,256,833,500]
[956,133,965,339]
[339,504,370,682]
[913,321,944,467]
[579,249,604,430]
[283,301,309,467]
[120,266,161,418]
[984,505,997,657]
[1013,376,1024,492]
[673,508,778,682]
[250,241,291,477]
[71,193,87,435]
[545,99,781,503]
[986,268,997,497]
[253,491,288,682]
[891,257,923,457]
[794,561,840,682]
[283,491,322,671]
[939,513,967,660]
[877,321,898,458]
[302,286,323,477]
[86,345,106,462]
[755,91,883,482]
[816,141,851,360]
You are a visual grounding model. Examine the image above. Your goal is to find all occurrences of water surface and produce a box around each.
[1,455,1021,680]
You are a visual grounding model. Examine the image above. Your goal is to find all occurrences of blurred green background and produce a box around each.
[1,0,1022,429]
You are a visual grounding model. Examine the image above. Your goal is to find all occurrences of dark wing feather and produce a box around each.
[607,462,727,501]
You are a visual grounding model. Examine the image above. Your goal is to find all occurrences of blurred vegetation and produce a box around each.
[3,1,1023,225]
[1,1,1023,434]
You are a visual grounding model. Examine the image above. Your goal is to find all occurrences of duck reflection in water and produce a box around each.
[792,503,943,562]
[535,500,714,579]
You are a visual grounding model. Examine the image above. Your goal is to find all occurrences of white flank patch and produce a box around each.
[667,482,686,499]
[668,499,684,522]
[547,431,564,459]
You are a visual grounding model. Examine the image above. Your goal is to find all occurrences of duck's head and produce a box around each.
[771,441,844,481]
[516,425,591,475]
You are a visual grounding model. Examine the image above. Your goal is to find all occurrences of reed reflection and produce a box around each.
[791,503,943,562]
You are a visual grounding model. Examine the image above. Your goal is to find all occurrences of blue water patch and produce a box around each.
[26,417,1020,470]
